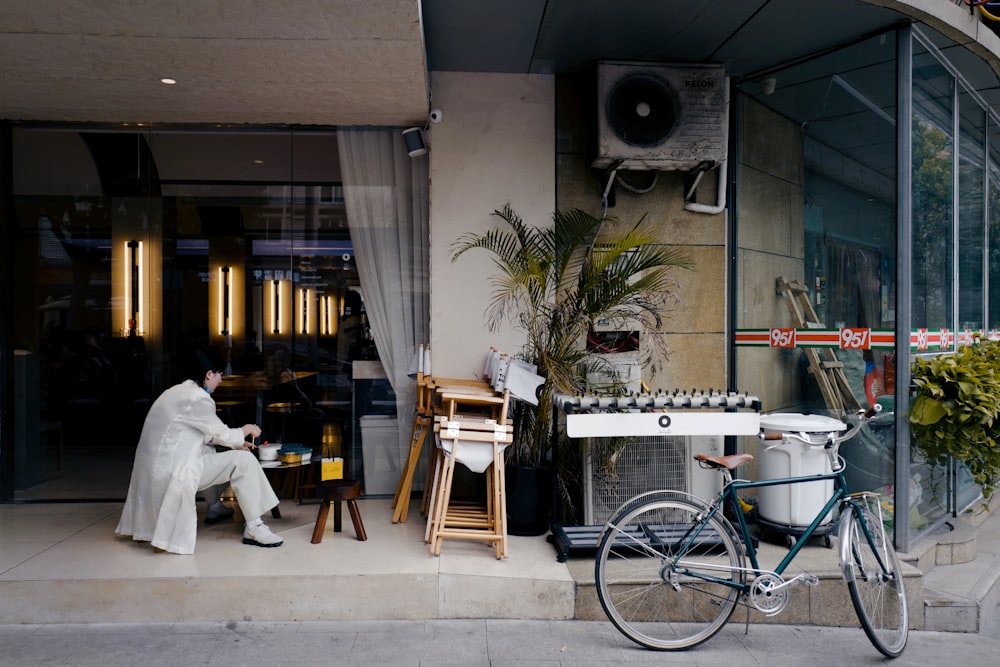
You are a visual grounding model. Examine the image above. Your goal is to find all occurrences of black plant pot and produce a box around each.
[505,464,553,536]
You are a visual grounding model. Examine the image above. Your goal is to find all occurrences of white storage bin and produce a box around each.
[360,415,402,495]
[757,413,845,527]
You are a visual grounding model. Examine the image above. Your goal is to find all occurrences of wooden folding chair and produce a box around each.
[391,345,434,523]
[419,374,511,511]
[425,392,514,559]
[424,395,512,559]
[392,345,496,523]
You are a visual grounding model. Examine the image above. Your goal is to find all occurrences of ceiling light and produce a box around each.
[160,77,177,85]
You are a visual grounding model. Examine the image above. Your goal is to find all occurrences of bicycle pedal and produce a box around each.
[802,575,819,586]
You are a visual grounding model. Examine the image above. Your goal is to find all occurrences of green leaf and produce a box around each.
[910,395,945,426]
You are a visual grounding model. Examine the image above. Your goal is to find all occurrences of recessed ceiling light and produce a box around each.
[160,77,177,85]
[253,159,264,165]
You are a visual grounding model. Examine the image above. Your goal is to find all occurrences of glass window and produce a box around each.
[910,44,954,346]
[958,90,986,334]
[735,31,898,524]
[956,90,988,513]
[909,39,956,533]
[6,126,424,501]
[989,116,1000,330]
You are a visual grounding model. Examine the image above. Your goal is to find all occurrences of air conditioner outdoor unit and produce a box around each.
[583,434,723,525]
[594,61,730,171]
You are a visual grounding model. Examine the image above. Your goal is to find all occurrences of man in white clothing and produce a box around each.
[116,349,283,554]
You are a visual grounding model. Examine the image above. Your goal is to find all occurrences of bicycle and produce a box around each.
[594,405,908,658]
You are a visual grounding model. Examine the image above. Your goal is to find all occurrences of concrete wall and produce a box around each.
[735,96,807,413]
[554,71,728,392]
[427,72,556,378]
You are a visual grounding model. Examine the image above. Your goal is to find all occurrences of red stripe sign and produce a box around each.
[735,327,1000,350]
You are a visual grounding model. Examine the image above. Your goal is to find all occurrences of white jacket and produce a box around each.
[115,380,246,554]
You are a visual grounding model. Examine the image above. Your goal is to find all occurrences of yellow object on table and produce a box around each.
[322,457,344,480]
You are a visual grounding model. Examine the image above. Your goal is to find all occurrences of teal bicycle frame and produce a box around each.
[674,464,885,589]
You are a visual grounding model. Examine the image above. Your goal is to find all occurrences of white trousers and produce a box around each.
[198,449,279,522]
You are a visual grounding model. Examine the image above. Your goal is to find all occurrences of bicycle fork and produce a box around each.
[840,493,893,584]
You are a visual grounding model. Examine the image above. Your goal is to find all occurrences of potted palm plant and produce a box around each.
[451,204,692,532]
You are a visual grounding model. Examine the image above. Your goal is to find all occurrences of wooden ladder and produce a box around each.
[775,276,862,418]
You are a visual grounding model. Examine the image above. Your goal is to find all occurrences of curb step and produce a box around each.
[918,509,1000,635]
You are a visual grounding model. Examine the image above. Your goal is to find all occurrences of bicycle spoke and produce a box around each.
[596,498,744,651]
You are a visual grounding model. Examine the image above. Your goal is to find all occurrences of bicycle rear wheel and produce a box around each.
[595,496,745,651]
[841,503,908,658]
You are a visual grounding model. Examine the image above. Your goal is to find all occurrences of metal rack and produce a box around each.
[549,390,761,561]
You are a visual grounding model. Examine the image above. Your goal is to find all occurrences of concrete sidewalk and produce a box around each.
[0,619,997,666]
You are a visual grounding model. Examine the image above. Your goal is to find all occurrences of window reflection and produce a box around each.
[736,31,899,535]
[10,127,373,500]
[911,47,954,340]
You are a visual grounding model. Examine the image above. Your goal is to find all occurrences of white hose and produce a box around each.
[683,160,727,215]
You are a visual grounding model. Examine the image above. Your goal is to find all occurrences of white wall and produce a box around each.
[427,72,555,378]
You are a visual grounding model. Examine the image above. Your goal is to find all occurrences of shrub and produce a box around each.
[909,340,1000,501]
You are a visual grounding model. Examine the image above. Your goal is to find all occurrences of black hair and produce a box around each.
[182,347,225,386]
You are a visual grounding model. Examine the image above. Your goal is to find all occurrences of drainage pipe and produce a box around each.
[683,160,727,215]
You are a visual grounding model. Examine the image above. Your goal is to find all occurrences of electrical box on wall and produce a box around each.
[594,61,729,171]
[587,353,641,394]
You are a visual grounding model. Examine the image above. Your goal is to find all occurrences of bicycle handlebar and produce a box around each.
[862,404,881,420]
[756,404,882,449]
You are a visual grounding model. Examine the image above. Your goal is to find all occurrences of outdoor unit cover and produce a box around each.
[594,61,730,171]
[583,435,722,525]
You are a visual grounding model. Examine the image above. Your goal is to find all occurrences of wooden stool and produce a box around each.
[311,479,367,543]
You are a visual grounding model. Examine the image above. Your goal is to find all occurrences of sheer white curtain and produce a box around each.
[337,128,429,471]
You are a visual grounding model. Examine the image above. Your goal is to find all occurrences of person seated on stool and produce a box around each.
[115,348,283,553]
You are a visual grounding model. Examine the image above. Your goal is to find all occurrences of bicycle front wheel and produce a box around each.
[595,496,745,651]
[841,503,908,658]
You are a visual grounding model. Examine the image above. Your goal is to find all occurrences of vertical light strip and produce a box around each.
[300,287,310,334]
[125,240,143,335]
[220,266,231,335]
[272,279,281,334]
[138,241,144,335]
[124,241,133,333]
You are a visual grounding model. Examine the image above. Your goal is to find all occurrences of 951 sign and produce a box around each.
[840,327,871,350]
[770,328,795,348]
[768,327,872,350]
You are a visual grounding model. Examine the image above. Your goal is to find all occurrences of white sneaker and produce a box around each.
[243,522,283,548]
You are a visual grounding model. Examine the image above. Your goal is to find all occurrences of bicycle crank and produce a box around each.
[749,573,819,616]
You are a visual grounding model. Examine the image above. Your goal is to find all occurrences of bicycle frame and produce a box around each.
[675,465,874,591]
[725,471,849,576]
